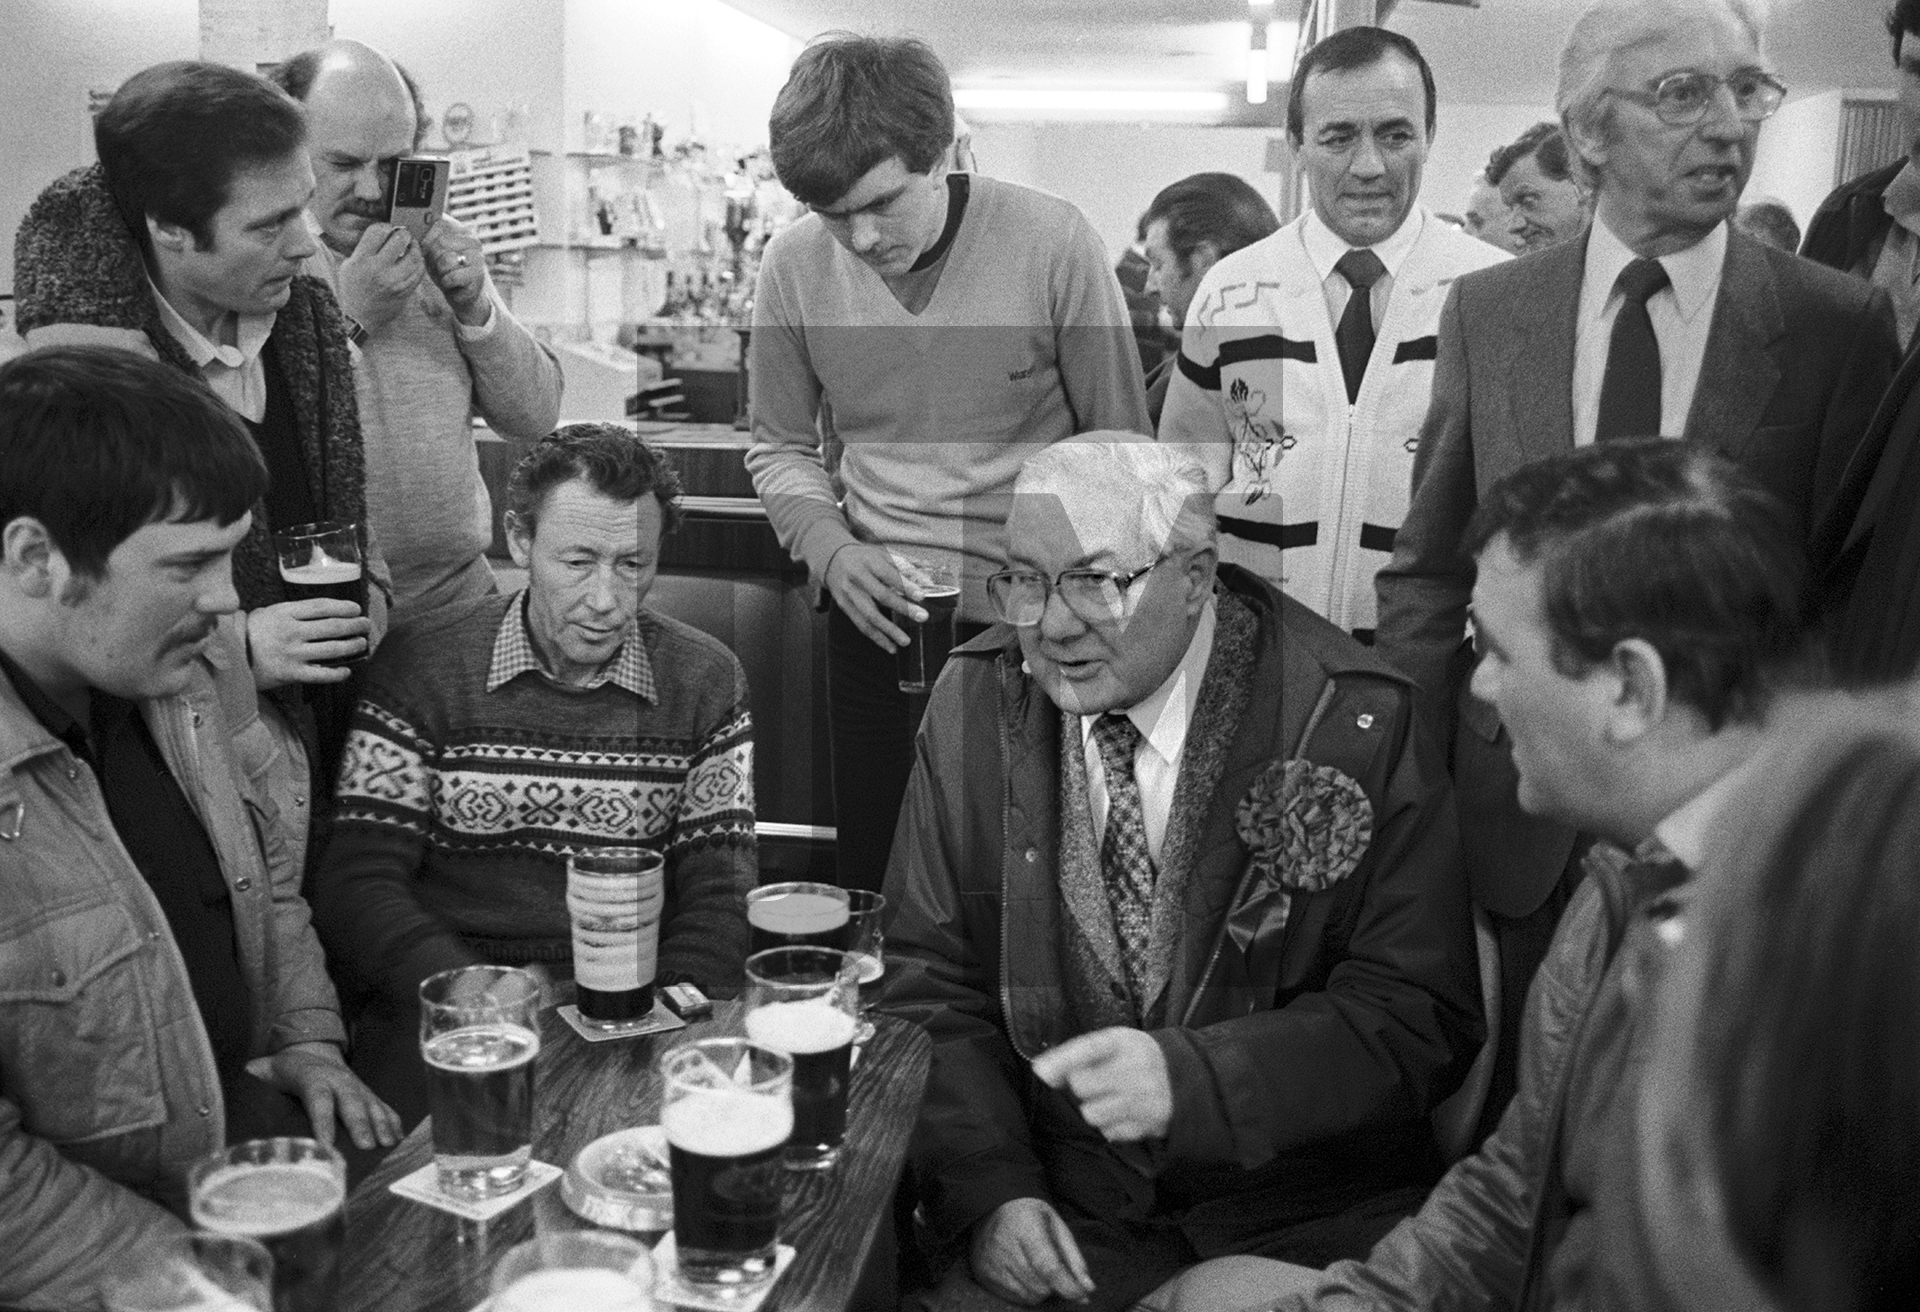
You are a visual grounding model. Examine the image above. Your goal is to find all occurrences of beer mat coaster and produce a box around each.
[558,1001,688,1043]
[389,1159,562,1221]
[650,1235,797,1311]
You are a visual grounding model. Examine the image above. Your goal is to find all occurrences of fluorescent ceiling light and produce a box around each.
[1267,20,1301,59]
[1247,46,1269,104]
[954,87,1231,113]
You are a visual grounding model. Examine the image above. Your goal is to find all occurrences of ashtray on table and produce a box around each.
[562,1126,673,1231]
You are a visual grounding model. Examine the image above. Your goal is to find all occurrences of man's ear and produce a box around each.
[1565,109,1610,179]
[1605,637,1668,745]
[503,512,532,569]
[1187,240,1224,282]
[1182,544,1218,615]
[1,517,60,599]
[147,215,193,255]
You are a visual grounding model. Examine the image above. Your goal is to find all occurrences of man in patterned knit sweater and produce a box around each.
[311,426,756,1125]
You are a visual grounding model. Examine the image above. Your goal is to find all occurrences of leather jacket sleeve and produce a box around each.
[877,663,1051,1254]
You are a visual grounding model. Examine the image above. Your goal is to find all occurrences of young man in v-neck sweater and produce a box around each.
[747,35,1151,896]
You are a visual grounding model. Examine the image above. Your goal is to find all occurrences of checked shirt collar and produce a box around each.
[486,589,655,701]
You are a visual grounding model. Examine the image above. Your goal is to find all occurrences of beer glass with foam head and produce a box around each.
[567,847,666,1026]
[418,965,542,1200]
[103,1232,274,1312]
[743,946,860,1170]
[661,1038,793,1293]
[271,522,367,667]
[490,1231,653,1312]
[189,1138,345,1312]
[746,881,850,955]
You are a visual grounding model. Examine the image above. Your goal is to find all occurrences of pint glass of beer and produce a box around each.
[890,557,959,694]
[661,1038,793,1293]
[846,890,887,1043]
[746,881,850,955]
[490,1231,652,1312]
[567,847,666,1026]
[189,1138,345,1312]
[743,946,860,1170]
[418,965,542,1200]
[103,1232,274,1312]
[272,521,367,667]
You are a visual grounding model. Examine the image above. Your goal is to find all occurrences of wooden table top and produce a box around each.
[338,1004,930,1312]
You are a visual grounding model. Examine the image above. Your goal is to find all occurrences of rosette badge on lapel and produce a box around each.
[1228,758,1374,978]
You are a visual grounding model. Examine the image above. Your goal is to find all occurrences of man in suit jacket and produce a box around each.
[882,439,1480,1311]
[1801,0,1920,349]
[1375,0,1897,1135]
[1159,27,1508,641]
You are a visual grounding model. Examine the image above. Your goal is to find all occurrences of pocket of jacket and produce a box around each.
[0,901,167,1143]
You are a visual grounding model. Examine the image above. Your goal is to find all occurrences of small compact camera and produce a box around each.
[383,156,451,242]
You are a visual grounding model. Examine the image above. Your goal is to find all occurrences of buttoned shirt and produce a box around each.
[148,281,275,422]
[1300,206,1425,335]
[1871,162,1920,349]
[486,588,655,700]
[1572,218,1727,447]
[1079,597,1217,864]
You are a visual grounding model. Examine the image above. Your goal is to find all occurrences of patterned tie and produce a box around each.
[1090,713,1155,987]
[1334,248,1388,404]
[1596,258,1672,442]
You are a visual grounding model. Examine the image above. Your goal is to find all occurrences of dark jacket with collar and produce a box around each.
[878,565,1480,1258]
[13,164,369,613]
[1801,157,1904,277]
[1375,226,1897,918]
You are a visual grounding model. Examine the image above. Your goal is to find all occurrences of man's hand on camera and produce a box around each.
[337,222,425,336]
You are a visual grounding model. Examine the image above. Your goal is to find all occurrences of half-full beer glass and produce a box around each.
[743,946,860,1170]
[418,965,541,1199]
[891,557,959,694]
[746,881,850,954]
[490,1231,653,1312]
[567,847,666,1026]
[661,1038,793,1293]
[271,521,367,667]
[189,1138,345,1312]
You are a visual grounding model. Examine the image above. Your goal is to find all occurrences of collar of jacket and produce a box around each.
[970,564,1356,1056]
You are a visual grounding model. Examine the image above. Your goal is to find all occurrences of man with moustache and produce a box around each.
[1486,122,1591,253]
[1375,0,1895,1133]
[881,439,1478,1311]
[273,41,563,627]
[1158,26,1508,641]
[0,349,398,1311]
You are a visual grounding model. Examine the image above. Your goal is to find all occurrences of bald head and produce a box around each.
[276,40,419,254]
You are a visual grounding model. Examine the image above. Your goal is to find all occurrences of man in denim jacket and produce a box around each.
[0,348,397,1310]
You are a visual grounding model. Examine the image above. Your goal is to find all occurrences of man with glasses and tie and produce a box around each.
[1158,26,1507,643]
[879,438,1480,1311]
[1375,0,1895,1141]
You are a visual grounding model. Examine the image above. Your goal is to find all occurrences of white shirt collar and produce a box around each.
[1079,596,1217,770]
[1884,161,1920,235]
[1584,216,1727,327]
[1650,753,1757,872]
[148,278,275,369]
[1301,205,1425,287]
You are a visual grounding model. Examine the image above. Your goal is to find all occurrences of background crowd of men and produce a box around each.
[4,0,1920,1308]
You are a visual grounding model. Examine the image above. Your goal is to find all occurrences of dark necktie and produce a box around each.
[1090,713,1154,987]
[1595,258,1672,442]
[1334,248,1388,404]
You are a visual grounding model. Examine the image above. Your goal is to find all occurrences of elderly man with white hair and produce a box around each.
[878,437,1480,1312]
[1373,0,1896,1137]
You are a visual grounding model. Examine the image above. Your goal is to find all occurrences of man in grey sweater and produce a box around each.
[275,41,564,628]
[747,34,1150,894]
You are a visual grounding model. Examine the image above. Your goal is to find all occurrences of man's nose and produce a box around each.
[284,220,318,262]
[585,565,622,612]
[1697,82,1747,139]
[1349,136,1385,178]
[1037,586,1083,642]
[200,565,242,617]
[353,163,386,203]
[849,213,883,252]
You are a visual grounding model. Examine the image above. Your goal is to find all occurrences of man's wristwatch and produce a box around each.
[342,315,369,347]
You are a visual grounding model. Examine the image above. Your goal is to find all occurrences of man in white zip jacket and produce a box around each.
[1159,26,1506,642]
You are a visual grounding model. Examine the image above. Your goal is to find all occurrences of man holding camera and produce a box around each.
[275,40,564,629]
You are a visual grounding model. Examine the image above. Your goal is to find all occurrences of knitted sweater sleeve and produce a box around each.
[1051,208,1152,438]
[657,662,756,993]
[310,691,477,1004]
